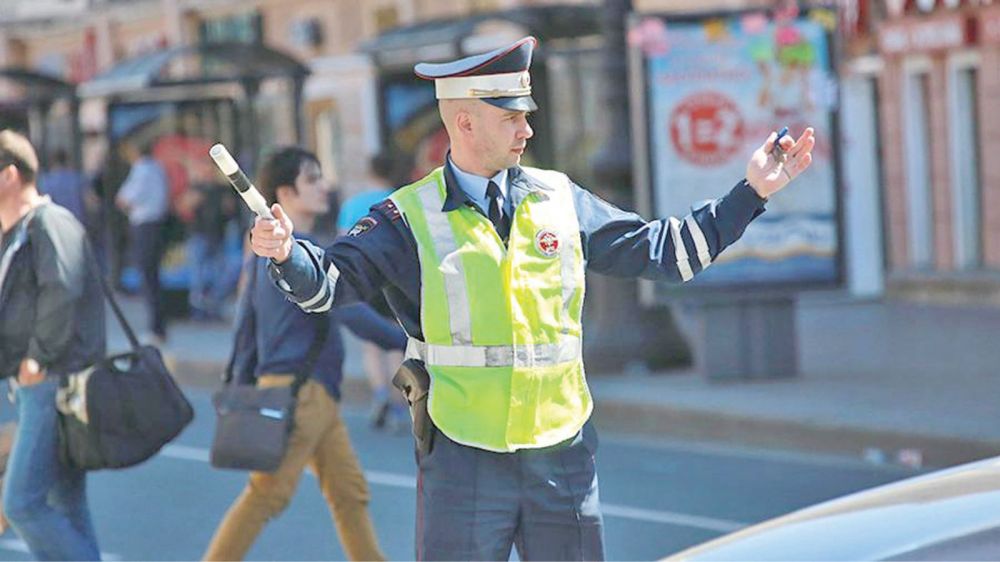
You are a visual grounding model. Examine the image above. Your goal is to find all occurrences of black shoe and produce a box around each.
[369,400,390,430]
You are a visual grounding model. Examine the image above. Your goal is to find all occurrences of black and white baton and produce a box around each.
[209,143,274,219]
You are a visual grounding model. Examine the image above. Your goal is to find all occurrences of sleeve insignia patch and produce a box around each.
[347,217,378,237]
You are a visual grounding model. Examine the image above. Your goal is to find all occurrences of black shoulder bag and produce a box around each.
[57,237,195,471]
[209,262,329,472]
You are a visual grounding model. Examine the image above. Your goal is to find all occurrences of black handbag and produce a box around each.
[209,263,329,472]
[56,250,195,471]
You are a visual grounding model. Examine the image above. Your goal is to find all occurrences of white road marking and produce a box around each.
[600,505,743,533]
[0,538,121,560]
[160,445,747,533]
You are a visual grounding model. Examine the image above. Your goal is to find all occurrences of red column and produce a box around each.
[980,11,1000,268]
[928,55,954,271]
[878,57,910,271]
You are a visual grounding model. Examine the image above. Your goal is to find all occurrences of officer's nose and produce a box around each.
[519,119,533,140]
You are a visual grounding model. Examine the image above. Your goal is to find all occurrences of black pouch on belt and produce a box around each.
[392,359,434,456]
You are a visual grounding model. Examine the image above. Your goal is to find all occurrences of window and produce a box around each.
[949,63,982,269]
[842,72,886,296]
[314,106,342,188]
[903,69,934,269]
[373,5,399,34]
[470,0,499,13]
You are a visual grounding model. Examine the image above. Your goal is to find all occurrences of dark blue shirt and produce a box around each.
[269,165,767,341]
[230,234,407,400]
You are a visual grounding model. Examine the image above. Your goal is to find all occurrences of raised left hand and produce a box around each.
[745,127,816,198]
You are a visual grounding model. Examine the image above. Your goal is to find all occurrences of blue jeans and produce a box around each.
[3,377,100,561]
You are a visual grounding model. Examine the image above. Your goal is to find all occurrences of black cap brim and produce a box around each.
[482,95,537,112]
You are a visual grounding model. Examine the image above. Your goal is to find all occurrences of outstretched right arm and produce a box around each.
[249,203,410,314]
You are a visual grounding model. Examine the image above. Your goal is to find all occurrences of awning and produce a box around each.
[361,5,601,69]
[0,67,75,100]
[79,41,310,98]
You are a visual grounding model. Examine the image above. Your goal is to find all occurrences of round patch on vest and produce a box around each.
[347,217,377,237]
[534,229,560,257]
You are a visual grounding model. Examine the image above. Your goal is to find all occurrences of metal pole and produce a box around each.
[590,0,633,190]
[585,0,692,372]
[291,75,306,146]
[241,78,260,171]
[69,96,83,171]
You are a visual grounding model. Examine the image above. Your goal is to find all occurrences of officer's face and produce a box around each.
[290,159,329,216]
[474,104,534,171]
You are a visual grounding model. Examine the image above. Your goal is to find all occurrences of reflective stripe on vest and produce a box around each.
[405,335,582,368]
[390,167,591,452]
[415,180,474,344]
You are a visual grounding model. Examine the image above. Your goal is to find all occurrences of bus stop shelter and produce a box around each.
[361,5,602,179]
[79,41,311,161]
[0,67,81,169]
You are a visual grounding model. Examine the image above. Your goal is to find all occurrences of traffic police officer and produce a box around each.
[250,36,816,561]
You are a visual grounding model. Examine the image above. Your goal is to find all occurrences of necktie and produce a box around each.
[486,180,510,242]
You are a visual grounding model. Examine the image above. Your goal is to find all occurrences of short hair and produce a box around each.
[51,148,69,167]
[0,130,39,185]
[369,150,396,182]
[257,146,320,206]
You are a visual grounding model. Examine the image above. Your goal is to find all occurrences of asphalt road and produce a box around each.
[0,388,917,561]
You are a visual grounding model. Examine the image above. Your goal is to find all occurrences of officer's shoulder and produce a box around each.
[343,199,405,239]
[372,198,402,222]
[519,166,573,193]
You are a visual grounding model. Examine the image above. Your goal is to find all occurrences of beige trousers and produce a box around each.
[204,376,385,561]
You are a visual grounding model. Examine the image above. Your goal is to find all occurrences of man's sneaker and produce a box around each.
[385,403,411,435]
[369,399,390,429]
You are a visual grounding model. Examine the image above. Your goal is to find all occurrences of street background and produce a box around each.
[3,0,1000,559]
[0,293,982,559]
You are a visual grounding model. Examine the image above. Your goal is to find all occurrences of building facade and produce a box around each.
[6,0,1000,303]
[0,0,593,194]
[840,0,1000,302]
[634,0,999,302]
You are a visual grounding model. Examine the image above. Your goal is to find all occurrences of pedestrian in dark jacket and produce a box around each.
[204,147,406,561]
[0,129,106,560]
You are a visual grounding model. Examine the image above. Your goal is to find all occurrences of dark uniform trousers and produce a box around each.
[416,421,604,561]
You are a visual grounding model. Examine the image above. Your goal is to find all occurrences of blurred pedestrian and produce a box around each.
[116,138,170,343]
[204,147,405,561]
[337,151,407,431]
[38,148,89,227]
[180,162,237,321]
[0,130,106,560]
[88,140,130,287]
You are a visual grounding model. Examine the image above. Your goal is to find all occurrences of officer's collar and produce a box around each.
[441,160,473,212]
[441,155,553,213]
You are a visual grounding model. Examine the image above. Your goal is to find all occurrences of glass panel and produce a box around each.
[904,71,933,269]
[951,67,982,269]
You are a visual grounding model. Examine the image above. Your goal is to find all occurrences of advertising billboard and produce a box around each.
[633,10,842,295]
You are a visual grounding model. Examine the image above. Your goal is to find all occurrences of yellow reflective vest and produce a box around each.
[390,166,591,452]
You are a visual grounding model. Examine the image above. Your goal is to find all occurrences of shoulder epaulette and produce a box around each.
[373,199,402,222]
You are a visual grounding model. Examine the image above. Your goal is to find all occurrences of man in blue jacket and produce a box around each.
[204,147,406,561]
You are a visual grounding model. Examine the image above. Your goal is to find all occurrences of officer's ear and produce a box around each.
[455,110,474,135]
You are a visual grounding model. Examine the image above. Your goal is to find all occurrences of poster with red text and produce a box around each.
[644,13,840,288]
